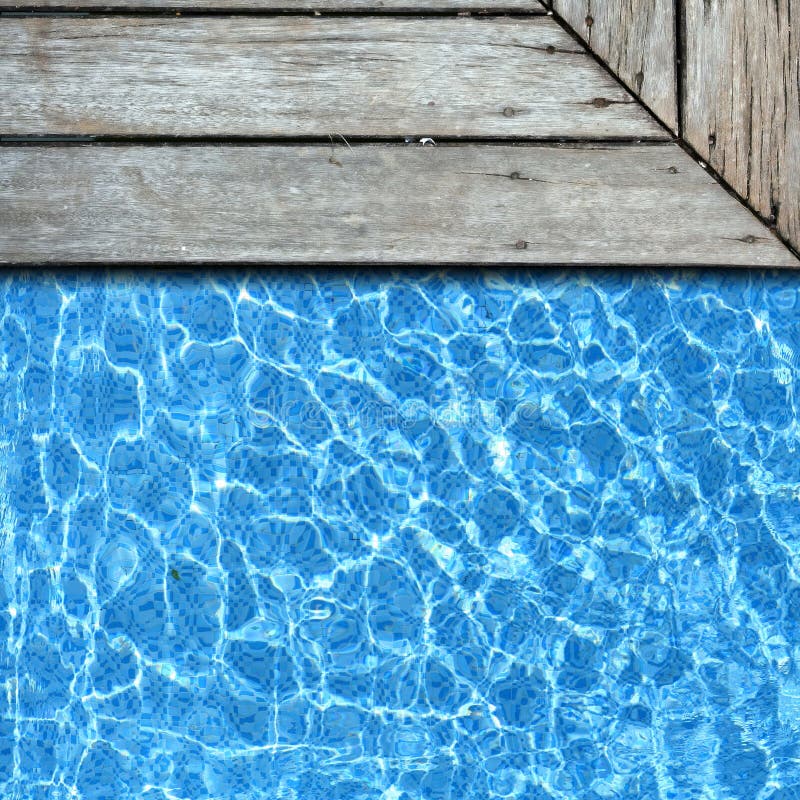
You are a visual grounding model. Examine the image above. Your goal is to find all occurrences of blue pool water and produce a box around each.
[1,270,799,800]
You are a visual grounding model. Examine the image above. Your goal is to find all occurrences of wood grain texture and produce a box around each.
[0,0,543,6]
[684,0,800,255]
[1,144,796,265]
[551,0,678,132]
[0,17,663,139]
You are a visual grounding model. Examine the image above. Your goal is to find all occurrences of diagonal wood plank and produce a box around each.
[0,17,663,139]
[1,143,796,265]
[684,0,800,256]
[550,0,678,132]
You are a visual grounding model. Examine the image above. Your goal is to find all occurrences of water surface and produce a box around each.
[1,270,798,800]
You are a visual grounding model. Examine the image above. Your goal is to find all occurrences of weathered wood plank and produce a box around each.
[551,0,678,132]
[0,0,543,6]
[1,144,796,265]
[684,0,800,255]
[0,17,662,139]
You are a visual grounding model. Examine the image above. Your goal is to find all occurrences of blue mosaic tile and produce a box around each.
[1,270,799,799]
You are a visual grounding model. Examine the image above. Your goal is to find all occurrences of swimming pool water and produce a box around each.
[1,270,799,800]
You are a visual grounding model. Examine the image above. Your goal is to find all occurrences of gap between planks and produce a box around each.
[0,1,546,10]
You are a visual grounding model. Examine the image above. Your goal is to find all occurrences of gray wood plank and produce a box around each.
[1,143,796,265]
[0,17,663,139]
[684,0,800,255]
[551,0,678,132]
[0,0,543,6]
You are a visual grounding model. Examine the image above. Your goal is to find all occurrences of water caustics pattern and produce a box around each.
[1,270,800,800]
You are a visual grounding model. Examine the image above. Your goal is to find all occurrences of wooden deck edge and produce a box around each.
[2,143,797,267]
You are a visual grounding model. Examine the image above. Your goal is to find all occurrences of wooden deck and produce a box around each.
[0,1,797,266]
[552,0,678,133]
[547,0,800,260]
